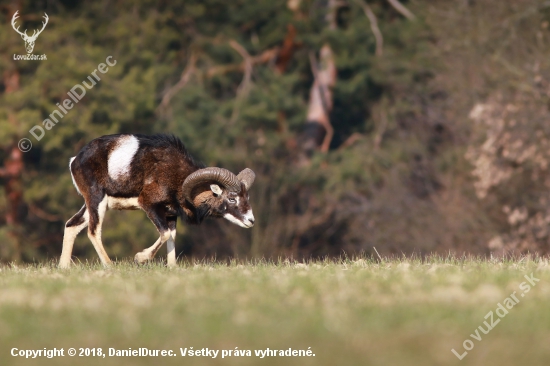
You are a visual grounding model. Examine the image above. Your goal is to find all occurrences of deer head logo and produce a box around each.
[11,11,49,54]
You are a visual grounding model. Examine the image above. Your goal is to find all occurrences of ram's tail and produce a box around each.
[69,157,82,195]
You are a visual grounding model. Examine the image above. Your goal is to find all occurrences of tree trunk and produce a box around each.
[296,0,338,165]
[296,44,337,165]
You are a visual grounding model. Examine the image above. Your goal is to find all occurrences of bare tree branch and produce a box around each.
[206,47,279,78]
[29,204,61,222]
[358,0,383,57]
[158,52,197,112]
[228,39,254,124]
[339,132,364,150]
[386,0,416,21]
[229,39,253,98]
[158,45,279,118]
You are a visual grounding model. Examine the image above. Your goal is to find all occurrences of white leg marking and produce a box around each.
[59,208,88,268]
[134,231,171,264]
[135,237,161,264]
[108,135,139,181]
[167,228,176,267]
[87,196,112,267]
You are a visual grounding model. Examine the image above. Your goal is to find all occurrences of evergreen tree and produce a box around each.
[1,0,548,262]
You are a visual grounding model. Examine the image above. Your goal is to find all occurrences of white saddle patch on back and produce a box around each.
[108,135,139,180]
[69,156,82,195]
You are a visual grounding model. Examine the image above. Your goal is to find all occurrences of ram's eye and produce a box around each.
[228,198,236,204]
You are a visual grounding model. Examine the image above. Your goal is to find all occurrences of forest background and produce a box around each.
[1,0,549,263]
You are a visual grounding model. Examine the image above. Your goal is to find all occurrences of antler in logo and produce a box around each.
[11,11,49,54]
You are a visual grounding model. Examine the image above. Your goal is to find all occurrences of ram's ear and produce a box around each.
[210,184,223,196]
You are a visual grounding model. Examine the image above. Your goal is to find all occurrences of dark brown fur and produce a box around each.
[67,133,252,244]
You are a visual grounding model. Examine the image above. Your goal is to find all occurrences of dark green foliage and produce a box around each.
[1,0,548,263]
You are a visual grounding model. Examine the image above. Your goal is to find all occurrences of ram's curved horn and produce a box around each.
[237,168,255,190]
[182,167,241,203]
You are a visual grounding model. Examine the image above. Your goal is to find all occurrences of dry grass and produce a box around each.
[1,256,550,365]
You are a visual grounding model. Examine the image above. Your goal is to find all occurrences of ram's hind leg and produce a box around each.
[59,205,89,268]
[87,195,112,267]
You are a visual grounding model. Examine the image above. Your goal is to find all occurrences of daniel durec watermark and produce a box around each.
[451,272,540,360]
[11,11,116,153]
[17,56,117,153]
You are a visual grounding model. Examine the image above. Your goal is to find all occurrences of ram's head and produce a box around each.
[182,167,255,227]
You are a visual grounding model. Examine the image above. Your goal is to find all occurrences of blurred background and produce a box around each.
[0,0,549,263]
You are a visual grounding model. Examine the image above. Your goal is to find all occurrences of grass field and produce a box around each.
[1,257,550,366]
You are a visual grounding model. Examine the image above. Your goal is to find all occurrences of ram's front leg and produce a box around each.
[134,236,163,264]
[135,234,173,264]
[166,217,177,266]
[134,203,176,266]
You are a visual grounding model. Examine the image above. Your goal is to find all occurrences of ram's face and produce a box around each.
[210,183,255,228]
